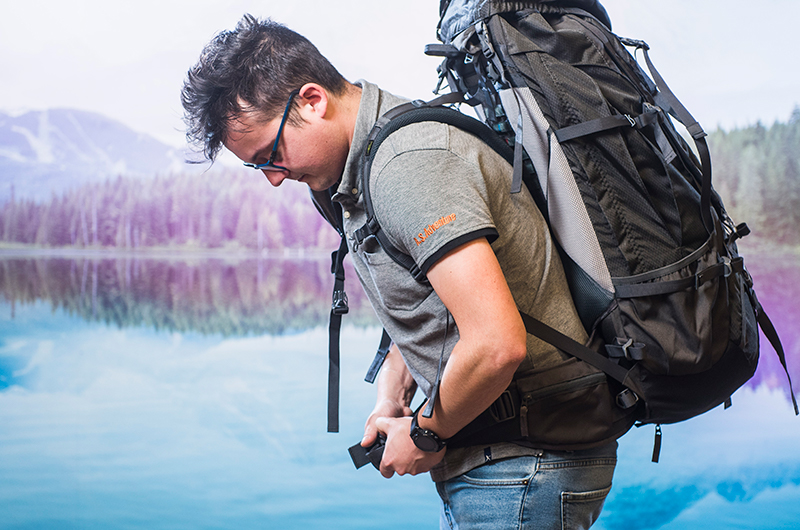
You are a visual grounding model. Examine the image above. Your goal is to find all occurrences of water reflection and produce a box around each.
[0,254,378,336]
[0,301,435,529]
[1,251,798,529]
[1,252,796,397]
[598,384,800,529]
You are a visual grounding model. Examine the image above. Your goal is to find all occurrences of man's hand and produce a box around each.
[374,416,446,479]
[362,398,413,449]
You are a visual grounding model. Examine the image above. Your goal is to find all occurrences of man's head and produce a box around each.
[181,14,350,164]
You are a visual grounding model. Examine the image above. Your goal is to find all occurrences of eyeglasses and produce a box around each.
[243,89,300,173]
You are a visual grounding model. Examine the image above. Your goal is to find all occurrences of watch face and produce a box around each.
[410,407,445,452]
[413,433,440,452]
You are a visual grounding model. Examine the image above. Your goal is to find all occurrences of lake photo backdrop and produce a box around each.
[0,249,799,529]
[2,1,800,528]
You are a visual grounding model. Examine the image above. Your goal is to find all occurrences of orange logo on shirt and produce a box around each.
[413,214,457,246]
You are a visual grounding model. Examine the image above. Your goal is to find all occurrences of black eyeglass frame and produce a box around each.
[242,89,300,173]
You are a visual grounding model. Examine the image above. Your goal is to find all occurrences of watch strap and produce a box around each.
[410,402,447,452]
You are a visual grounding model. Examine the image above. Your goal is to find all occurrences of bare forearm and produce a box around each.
[375,344,417,410]
[420,237,528,440]
[419,334,524,439]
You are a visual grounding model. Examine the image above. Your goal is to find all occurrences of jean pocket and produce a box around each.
[458,456,538,486]
[561,484,612,530]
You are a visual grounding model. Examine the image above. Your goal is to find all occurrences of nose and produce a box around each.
[263,169,288,187]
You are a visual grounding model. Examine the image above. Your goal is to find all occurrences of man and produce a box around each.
[182,15,617,529]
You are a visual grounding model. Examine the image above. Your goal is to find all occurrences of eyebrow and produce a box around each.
[249,136,277,165]
[227,109,275,165]
[249,147,269,165]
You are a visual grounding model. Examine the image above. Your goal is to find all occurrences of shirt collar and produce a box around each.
[335,80,408,204]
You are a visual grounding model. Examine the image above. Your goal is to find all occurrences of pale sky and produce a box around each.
[2,0,798,147]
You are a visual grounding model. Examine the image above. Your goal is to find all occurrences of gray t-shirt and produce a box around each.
[335,81,587,482]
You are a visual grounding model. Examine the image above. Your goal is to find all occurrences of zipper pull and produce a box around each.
[519,404,529,438]
[651,424,663,463]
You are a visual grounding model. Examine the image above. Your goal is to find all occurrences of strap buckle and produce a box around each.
[489,390,516,422]
[625,114,636,127]
[616,388,639,409]
[721,256,733,278]
[620,338,634,360]
[619,37,650,51]
[332,290,349,315]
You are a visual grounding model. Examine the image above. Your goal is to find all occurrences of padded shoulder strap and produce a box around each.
[355,94,514,282]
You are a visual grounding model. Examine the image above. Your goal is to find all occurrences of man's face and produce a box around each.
[223,94,347,192]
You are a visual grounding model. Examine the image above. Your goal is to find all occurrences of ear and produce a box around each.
[297,83,330,120]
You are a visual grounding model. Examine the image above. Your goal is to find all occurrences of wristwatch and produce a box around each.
[409,406,447,453]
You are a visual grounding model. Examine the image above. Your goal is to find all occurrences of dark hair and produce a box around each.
[181,14,349,161]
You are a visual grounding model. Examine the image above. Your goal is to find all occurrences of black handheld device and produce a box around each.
[348,434,386,470]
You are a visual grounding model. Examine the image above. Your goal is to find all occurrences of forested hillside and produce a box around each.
[1,110,798,250]
[0,168,339,252]
[709,108,800,244]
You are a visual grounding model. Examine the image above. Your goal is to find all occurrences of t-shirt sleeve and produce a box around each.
[370,146,499,275]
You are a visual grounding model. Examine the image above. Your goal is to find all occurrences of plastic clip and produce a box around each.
[489,390,516,422]
[616,388,639,409]
[729,222,751,243]
[332,290,349,315]
[620,338,635,360]
[721,256,733,278]
[619,37,650,51]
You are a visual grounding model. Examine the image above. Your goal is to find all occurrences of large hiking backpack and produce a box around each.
[336,0,798,462]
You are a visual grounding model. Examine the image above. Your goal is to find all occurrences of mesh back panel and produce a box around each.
[500,87,613,293]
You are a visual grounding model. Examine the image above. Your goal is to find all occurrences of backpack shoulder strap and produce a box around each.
[354,94,517,383]
[354,94,513,283]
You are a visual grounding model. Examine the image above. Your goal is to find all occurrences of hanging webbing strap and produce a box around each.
[311,186,351,434]
[364,329,393,384]
[756,304,800,415]
[327,235,349,433]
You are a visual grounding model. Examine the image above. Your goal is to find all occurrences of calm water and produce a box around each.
[1,252,799,529]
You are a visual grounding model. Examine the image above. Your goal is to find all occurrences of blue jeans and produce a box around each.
[436,442,617,530]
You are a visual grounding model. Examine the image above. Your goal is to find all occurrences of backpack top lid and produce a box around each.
[438,0,612,42]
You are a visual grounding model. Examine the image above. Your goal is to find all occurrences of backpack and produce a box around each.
[335,0,798,463]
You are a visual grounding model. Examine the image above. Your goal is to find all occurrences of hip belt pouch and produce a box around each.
[449,357,635,451]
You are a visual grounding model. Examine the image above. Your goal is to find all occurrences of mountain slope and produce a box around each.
[0,108,184,201]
